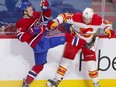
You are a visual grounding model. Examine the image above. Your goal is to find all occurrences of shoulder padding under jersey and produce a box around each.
[72,13,84,23]
[90,14,102,25]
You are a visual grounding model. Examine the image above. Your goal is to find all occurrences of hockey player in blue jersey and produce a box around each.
[16,1,67,87]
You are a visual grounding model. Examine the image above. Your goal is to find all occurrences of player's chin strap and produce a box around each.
[27,12,33,18]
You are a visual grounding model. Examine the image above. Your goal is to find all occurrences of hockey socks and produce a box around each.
[25,64,44,84]
[54,57,72,81]
[89,69,99,83]
[85,61,99,83]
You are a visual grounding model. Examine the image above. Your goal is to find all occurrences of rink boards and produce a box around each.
[0,36,116,87]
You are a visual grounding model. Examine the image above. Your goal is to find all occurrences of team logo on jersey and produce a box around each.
[34,19,41,28]
[80,28,93,34]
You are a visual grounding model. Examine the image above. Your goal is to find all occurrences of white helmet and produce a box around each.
[82,7,94,24]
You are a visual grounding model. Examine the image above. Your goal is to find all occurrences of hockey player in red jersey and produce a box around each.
[46,8,115,87]
[16,1,67,87]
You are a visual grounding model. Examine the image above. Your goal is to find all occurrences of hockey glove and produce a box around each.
[29,24,43,36]
[47,20,58,30]
[105,29,115,38]
[40,0,49,10]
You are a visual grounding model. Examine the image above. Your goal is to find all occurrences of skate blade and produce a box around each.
[46,82,56,87]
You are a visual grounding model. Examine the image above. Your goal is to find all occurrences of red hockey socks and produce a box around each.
[25,64,44,84]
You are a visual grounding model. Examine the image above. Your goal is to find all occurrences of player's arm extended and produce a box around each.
[100,19,115,38]
[47,13,74,30]
[34,0,51,22]
[42,9,51,21]
[40,0,51,22]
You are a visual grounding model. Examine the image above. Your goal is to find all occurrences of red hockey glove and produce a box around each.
[105,29,115,38]
[40,0,49,10]
[47,20,58,30]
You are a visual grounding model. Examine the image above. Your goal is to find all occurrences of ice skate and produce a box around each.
[46,79,61,87]
[93,82,100,87]
[22,79,29,87]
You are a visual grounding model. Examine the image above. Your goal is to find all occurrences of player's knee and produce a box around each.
[63,44,76,60]
[84,54,96,61]
[83,50,96,61]
[32,64,44,74]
